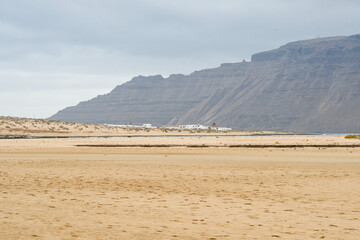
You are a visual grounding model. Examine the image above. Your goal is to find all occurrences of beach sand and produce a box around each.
[1,136,360,239]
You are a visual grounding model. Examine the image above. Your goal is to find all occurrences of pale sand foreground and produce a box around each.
[1,137,360,239]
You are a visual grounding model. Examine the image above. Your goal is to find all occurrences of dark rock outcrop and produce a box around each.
[49,34,360,133]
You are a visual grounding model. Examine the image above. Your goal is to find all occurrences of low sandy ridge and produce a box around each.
[1,116,282,137]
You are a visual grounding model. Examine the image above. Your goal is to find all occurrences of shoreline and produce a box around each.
[0,132,303,139]
[76,143,360,148]
[1,135,360,154]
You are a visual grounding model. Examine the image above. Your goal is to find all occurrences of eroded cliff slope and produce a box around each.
[49,35,360,133]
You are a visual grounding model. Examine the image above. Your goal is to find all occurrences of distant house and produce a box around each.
[217,127,232,131]
[142,123,156,128]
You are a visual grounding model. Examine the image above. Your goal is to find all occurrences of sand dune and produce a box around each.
[1,116,279,137]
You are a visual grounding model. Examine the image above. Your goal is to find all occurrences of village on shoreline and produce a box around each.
[105,123,232,131]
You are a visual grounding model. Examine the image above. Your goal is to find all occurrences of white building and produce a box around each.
[142,123,156,128]
[216,127,232,131]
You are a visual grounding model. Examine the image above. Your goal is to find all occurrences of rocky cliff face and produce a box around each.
[49,34,360,133]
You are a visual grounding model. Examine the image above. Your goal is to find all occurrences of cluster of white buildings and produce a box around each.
[105,123,157,128]
[175,124,232,131]
[105,123,232,131]
[158,124,232,131]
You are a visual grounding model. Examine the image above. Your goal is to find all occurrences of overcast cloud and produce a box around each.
[1,0,360,118]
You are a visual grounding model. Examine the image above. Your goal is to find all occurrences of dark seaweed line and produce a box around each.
[75,144,360,148]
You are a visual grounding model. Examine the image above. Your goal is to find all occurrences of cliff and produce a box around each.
[49,34,360,133]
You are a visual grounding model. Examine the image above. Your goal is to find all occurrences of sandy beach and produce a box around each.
[2,1,360,239]
[0,135,360,239]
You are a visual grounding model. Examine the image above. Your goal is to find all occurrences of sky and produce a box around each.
[1,0,360,118]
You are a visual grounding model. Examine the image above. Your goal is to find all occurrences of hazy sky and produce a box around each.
[1,0,360,118]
